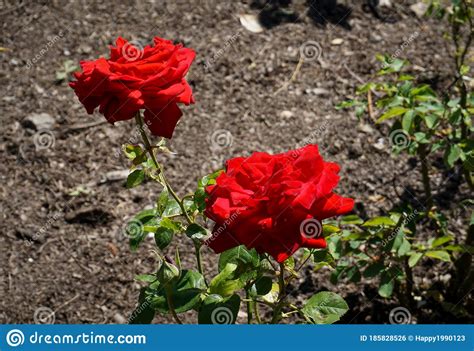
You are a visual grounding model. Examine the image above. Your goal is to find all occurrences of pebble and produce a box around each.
[280,110,294,119]
[331,38,344,46]
[410,2,428,18]
[22,112,55,131]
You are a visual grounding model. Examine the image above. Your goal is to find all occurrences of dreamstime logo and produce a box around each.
[122,40,144,62]
[33,130,55,151]
[210,129,233,149]
[389,307,412,324]
[300,218,322,239]
[123,219,144,240]
[299,41,322,62]
[389,129,410,149]
[211,307,233,324]
[6,329,25,347]
[34,306,56,324]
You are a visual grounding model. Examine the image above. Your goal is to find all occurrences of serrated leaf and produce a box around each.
[126,169,145,189]
[301,292,349,324]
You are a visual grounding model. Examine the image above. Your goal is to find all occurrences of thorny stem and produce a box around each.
[135,112,206,282]
[270,263,287,324]
[134,112,193,225]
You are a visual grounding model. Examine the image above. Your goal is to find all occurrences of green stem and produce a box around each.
[194,241,207,286]
[134,112,193,224]
[165,287,183,324]
[270,263,286,324]
[254,301,262,324]
[245,290,253,324]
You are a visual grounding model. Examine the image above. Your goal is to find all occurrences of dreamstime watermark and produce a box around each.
[121,40,144,62]
[33,130,56,151]
[211,306,234,324]
[26,31,67,69]
[34,307,56,324]
[207,210,241,243]
[6,329,25,347]
[123,219,144,240]
[389,306,412,324]
[389,129,411,149]
[381,210,418,247]
[382,31,420,69]
[204,31,241,70]
[300,218,323,239]
[299,41,322,62]
[209,129,233,150]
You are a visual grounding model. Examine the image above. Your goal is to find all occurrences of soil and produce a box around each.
[0,0,472,324]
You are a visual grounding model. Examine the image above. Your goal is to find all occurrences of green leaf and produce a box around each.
[363,216,396,227]
[123,144,144,160]
[431,236,453,248]
[424,114,439,129]
[301,292,349,324]
[408,252,423,268]
[252,276,273,296]
[345,266,361,283]
[209,263,242,297]
[363,261,385,278]
[402,110,415,132]
[397,238,411,256]
[126,169,145,189]
[218,246,260,272]
[378,270,394,298]
[154,228,174,250]
[425,250,451,262]
[185,223,208,241]
[444,144,462,168]
[377,107,409,123]
[129,288,155,324]
[128,209,157,251]
[150,270,206,314]
[198,294,240,324]
[340,215,364,225]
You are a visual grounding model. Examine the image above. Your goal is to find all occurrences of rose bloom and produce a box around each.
[69,37,195,138]
[205,145,354,262]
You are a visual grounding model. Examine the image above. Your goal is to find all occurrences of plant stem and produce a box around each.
[270,263,286,324]
[165,289,183,324]
[418,144,433,210]
[245,290,253,324]
[254,301,262,324]
[194,241,207,286]
[134,112,193,224]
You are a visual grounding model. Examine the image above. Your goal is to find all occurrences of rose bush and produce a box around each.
[205,145,354,262]
[69,36,354,325]
[70,36,195,138]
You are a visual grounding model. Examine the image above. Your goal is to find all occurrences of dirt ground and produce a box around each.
[0,0,472,324]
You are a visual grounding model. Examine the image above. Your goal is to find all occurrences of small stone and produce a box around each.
[113,313,127,324]
[331,38,344,46]
[22,112,55,131]
[410,2,428,18]
[358,124,374,134]
[373,138,386,151]
[280,110,294,119]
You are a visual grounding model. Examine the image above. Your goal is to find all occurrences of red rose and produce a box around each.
[69,37,195,138]
[204,145,354,263]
